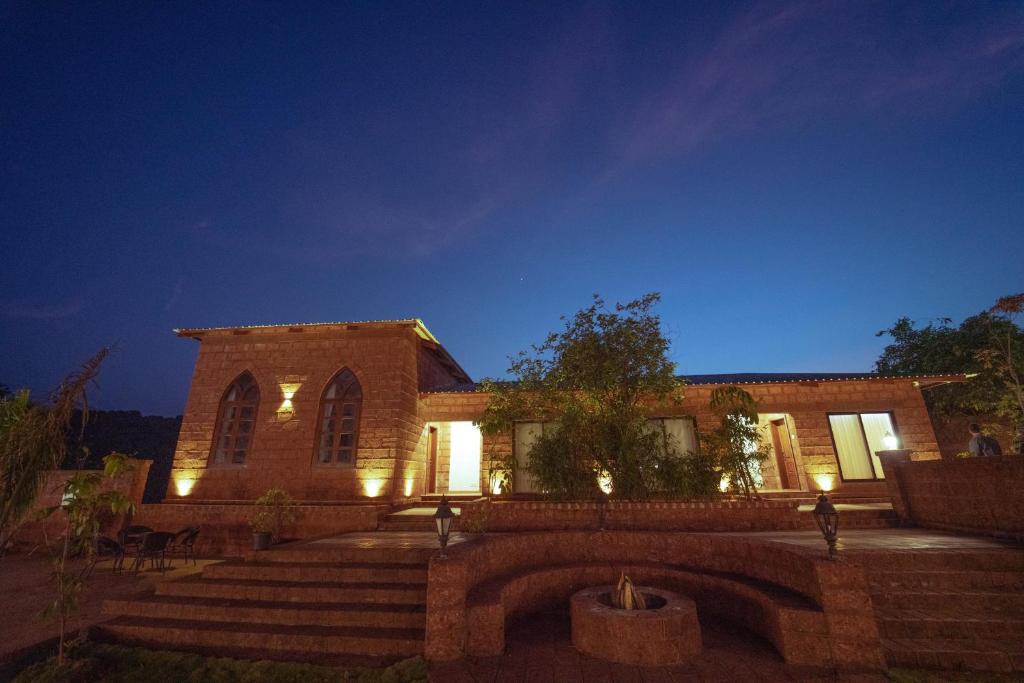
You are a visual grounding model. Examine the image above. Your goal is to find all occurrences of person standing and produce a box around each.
[968,423,1003,457]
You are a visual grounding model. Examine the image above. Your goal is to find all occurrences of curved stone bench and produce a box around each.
[464,562,827,667]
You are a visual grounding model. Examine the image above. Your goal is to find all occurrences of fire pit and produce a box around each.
[570,585,701,666]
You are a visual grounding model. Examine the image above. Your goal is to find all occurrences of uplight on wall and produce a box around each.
[814,474,835,493]
[363,478,384,498]
[404,478,414,497]
[175,475,197,497]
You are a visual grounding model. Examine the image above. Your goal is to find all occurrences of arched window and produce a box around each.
[210,372,259,465]
[316,369,362,466]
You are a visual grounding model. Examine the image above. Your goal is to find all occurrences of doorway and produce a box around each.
[426,426,438,494]
[769,418,795,489]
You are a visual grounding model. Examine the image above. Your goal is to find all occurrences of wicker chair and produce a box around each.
[118,525,153,554]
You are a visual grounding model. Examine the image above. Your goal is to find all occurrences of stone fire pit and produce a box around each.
[570,585,701,666]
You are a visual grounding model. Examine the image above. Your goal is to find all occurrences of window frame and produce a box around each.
[313,369,362,468]
[826,411,900,482]
[646,415,701,456]
[209,372,260,467]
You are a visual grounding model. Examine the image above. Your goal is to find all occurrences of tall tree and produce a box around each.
[875,293,1024,452]
[478,293,712,499]
[0,349,109,554]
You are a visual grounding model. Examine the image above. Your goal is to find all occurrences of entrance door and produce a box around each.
[769,418,794,489]
[426,426,438,494]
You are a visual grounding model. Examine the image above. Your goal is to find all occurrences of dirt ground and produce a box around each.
[0,550,210,665]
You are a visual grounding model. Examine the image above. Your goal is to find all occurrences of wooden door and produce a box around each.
[427,426,438,494]
[769,418,794,489]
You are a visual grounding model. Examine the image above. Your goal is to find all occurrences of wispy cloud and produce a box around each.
[611,2,1024,167]
[0,298,85,320]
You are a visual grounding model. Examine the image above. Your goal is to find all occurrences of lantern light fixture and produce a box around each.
[812,492,840,560]
[434,496,455,559]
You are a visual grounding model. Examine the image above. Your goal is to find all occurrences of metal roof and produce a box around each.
[424,372,967,394]
[174,318,438,343]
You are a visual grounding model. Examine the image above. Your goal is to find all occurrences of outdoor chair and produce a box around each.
[87,535,126,577]
[131,531,175,575]
[169,526,200,566]
[118,525,153,554]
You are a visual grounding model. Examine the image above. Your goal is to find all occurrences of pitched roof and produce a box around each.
[424,372,967,394]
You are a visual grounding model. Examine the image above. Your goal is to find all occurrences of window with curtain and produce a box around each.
[315,369,362,466]
[646,417,699,456]
[827,412,897,480]
[512,421,558,493]
[211,372,259,465]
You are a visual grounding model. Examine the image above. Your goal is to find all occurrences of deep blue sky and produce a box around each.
[2,1,1022,416]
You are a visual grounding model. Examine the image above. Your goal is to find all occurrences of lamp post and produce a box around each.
[434,495,454,559]
[812,492,839,560]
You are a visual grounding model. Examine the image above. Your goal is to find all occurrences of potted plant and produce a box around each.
[249,488,298,550]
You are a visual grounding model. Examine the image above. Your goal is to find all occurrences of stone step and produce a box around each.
[103,595,427,629]
[247,545,435,564]
[870,590,1024,615]
[202,560,427,584]
[882,636,1023,673]
[877,607,1024,640]
[855,550,1024,572]
[868,569,1024,592]
[156,577,427,604]
[378,520,437,532]
[96,616,423,658]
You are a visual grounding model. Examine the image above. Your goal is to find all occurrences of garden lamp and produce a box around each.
[882,430,899,450]
[812,492,839,560]
[434,496,455,559]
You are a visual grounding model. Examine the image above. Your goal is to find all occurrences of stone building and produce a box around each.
[165,318,961,503]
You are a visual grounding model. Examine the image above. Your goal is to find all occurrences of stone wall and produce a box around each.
[10,460,151,548]
[883,455,1024,541]
[425,531,884,672]
[421,377,941,494]
[461,498,813,532]
[133,502,388,555]
[167,322,462,503]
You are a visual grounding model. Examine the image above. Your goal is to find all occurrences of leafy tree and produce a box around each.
[702,386,771,498]
[0,349,109,555]
[477,293,710,499]
[39,453,137,665]
[875,293,1024,452]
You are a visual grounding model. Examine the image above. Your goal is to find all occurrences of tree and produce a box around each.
[978,294,1024,453]
[875,294,1024,452]
[40,453,136,665]
[477,293,710,499]
[0,349,109,555]
[703,386,771,498]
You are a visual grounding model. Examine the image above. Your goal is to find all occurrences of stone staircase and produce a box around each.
[378,505,461,532]
[98,538,433,664]
[860,549,1024,673]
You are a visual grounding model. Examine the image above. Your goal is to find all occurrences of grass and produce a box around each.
[11,640,427,683]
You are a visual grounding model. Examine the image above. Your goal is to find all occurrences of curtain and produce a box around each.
[513,422,544,493]
[651,417,698,456]
[828,414,874,480]
[860,413,895,479]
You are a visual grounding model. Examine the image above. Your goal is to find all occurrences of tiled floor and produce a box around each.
[429,609,886,682]
[738,528,1020,551]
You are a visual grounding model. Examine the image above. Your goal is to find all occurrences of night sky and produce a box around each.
[2,2,1022,416]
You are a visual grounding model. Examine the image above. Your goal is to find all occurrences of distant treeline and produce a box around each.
[65,410,182,503]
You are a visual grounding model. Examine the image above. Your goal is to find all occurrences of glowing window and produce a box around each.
[828,412,897,481]
[211,372,260,465]
[315,369,362,466]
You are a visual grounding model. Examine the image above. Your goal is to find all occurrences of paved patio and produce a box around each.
[429,608,887,683]
[740,528,1021,552]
